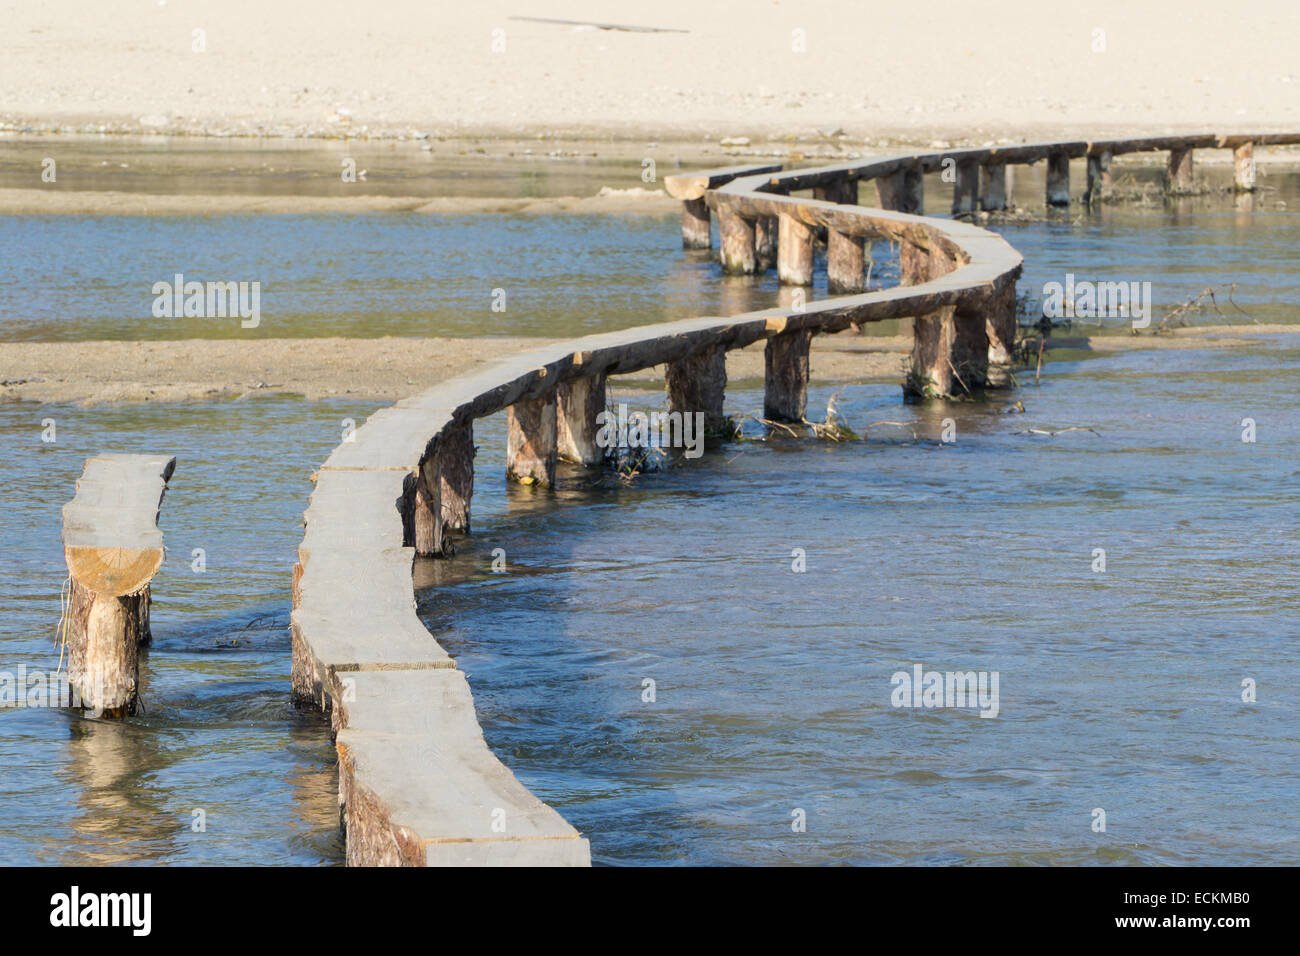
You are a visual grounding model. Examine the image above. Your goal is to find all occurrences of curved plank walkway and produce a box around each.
[292,131,1298,866]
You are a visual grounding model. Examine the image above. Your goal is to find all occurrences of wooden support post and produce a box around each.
[901,167,924,214]
[827,229,865,293]
[777,212,814,286]
[755,216,778,270]
[952,159,979,215]
[1046,151,1070,206]
[412,454,446,557]
[666,345,729,438]
[815,177,858,206]
[1167,148,1194,193]
[61,454,175,718]
[506,395,557,486]
[874,171,905,210]
[907,305,989,399]
[980,163,1007,211]
[717,207,757,274]
[1234,142,1256,192]
[985,282,1019,389]
[899,245,986,399]
[681,197,711,249]
[1085,151,1111,205]
[900,240,930,286]
[763,328,813,422]
[557,374,607,466]
[438,422,474,533]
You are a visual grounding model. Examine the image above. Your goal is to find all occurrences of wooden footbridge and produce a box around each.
[286,132,1294,865]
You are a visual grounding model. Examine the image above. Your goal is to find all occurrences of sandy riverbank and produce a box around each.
[3,1,1298,144]
[0,186,680,216]
[4,326,1296,407]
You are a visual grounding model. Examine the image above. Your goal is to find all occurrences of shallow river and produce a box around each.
[1,152,1297,865]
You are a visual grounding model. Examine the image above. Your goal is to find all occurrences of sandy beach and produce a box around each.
[5,325,1296,406]
[3,0,1299,144]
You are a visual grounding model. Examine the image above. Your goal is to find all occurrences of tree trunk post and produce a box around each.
[1085,151,1111,205]
[901,166,924,214]
[952,158,979,214]
[718,207,757,275]
[980,163,1008,211]
[681,197,711,249]
[754,216,778,270]
[1167,148,1195,193]
[1046,151,1071,206]
[411,454,447,557]
[506,395,557,486]
[827,229,865,293]
[985,282,1019,389]
[61,454,175,718]
[666,345,729,438]
[874,170,905,210]
[777,212,815,286]
[764,328,813,422]
[437,422,474,533]
[557,374,607,466]
[1234,142,1256,192]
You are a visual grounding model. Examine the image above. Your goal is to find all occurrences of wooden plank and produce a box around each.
[663,163,784,200]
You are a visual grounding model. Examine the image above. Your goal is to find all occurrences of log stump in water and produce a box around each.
[1234,142,1256,192]
[980,163,1008,211]
[1167,148,1195,193]
[764,327,813,422]
[506,395,558,486]
[61,454,175,718]
[1046,150,1071,206]
[557,373,607,466]
[718,207,757,275]
[681,197,711,249]
[666,345,729,438]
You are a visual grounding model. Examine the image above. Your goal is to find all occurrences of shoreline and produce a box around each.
[5,326,1296,407]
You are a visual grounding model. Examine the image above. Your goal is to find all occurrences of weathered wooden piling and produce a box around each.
[666,345,729,437]
[952,158,979,214]
[1046,150,1071,206]
[900,244,989,398]
[874,170,905,210]
[718,207,757,275]
[438,422,474,532]
[827,228,865,293]
[984,282,1019,388]
[1167,148,1195,193]
[980,163,1008,211]
[874,167,923,213]
[764,326,813,422]
[557,373,607,466]
[411,455,447,557]
[755,216,778,270]
[777,212,815,286]
[681,197,711,249]
[1085,151,1111,205]
[506,395,557,486]
[61,454,175,718]
[1234,142,1256,192]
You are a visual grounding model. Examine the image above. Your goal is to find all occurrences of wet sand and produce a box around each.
[5,326,1295,407]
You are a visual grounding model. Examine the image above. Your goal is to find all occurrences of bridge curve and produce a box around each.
[291,131,1295,865]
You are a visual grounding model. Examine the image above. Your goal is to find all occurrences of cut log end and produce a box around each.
[64,545,164,598]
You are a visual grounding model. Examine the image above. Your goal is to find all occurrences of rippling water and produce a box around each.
[1,155,1297,865]
[424,340,1300,865]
